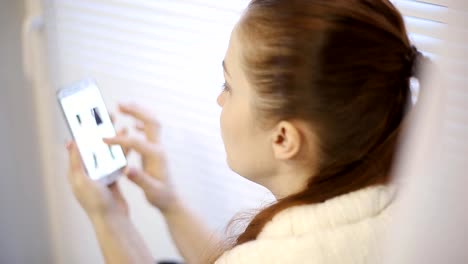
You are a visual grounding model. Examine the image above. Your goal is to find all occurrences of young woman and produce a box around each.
[66,0,424,263]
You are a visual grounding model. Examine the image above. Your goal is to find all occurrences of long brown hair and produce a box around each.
[211,0,415,261]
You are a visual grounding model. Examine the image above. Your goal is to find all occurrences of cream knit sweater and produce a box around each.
[215,185,395,264]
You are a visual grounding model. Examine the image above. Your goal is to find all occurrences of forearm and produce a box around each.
[91,213,154,264]
[163,200,224,264]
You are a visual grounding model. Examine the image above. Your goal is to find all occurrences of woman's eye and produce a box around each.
[221,82,231,92]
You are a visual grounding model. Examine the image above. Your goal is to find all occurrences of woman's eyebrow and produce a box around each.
[222,60,231,78]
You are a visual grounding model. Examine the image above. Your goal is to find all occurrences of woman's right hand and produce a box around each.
[104,103,179,215]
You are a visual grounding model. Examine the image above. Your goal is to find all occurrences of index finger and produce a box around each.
[103,136,154,157]
[119,103,160,143]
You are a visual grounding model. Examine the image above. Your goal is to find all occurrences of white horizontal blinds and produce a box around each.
[445,1,468,81]
[435,2,468,260]
[395,0,468,180]
[443,0,468,160]
[382,1,468,262]
[49,0,272,235]
[391,0,448,101]
[395,0,467,110]
[392,0,449,58]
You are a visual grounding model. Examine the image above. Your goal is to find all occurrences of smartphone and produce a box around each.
[57,79,127,185]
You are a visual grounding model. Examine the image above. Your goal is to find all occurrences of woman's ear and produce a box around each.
[271,121,301,160]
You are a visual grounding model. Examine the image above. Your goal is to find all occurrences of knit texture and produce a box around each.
[215,185,395,264]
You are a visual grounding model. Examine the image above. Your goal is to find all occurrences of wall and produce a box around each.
[0,0,52,263]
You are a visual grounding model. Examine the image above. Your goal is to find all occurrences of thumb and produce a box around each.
[67,141,93,187]
[68,141,84,174]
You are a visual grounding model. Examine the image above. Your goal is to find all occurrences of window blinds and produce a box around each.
[383,1,468,262]
[393,0,448,57]
[46,0,271,262]
[48,0,272,251]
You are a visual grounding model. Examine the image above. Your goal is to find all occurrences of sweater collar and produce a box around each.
[258,185,396,239]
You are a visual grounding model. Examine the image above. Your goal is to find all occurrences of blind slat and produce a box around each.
[394,0,448,22]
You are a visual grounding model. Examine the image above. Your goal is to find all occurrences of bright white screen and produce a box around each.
[60,80,126,180]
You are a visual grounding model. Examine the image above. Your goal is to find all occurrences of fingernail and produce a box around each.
[66,141,72,150]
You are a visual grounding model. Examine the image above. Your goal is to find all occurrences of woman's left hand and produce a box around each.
[67,141,156,264]
[66,140,129,219]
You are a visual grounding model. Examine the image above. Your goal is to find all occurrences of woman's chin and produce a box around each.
[225,155,234,170]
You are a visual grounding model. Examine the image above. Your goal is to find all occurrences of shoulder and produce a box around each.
[215,185,396,264]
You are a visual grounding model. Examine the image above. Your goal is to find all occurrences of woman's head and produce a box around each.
[218,23,320,198]
[216,0,416,253]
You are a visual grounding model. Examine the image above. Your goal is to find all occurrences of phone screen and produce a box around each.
[58,80,127,181]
